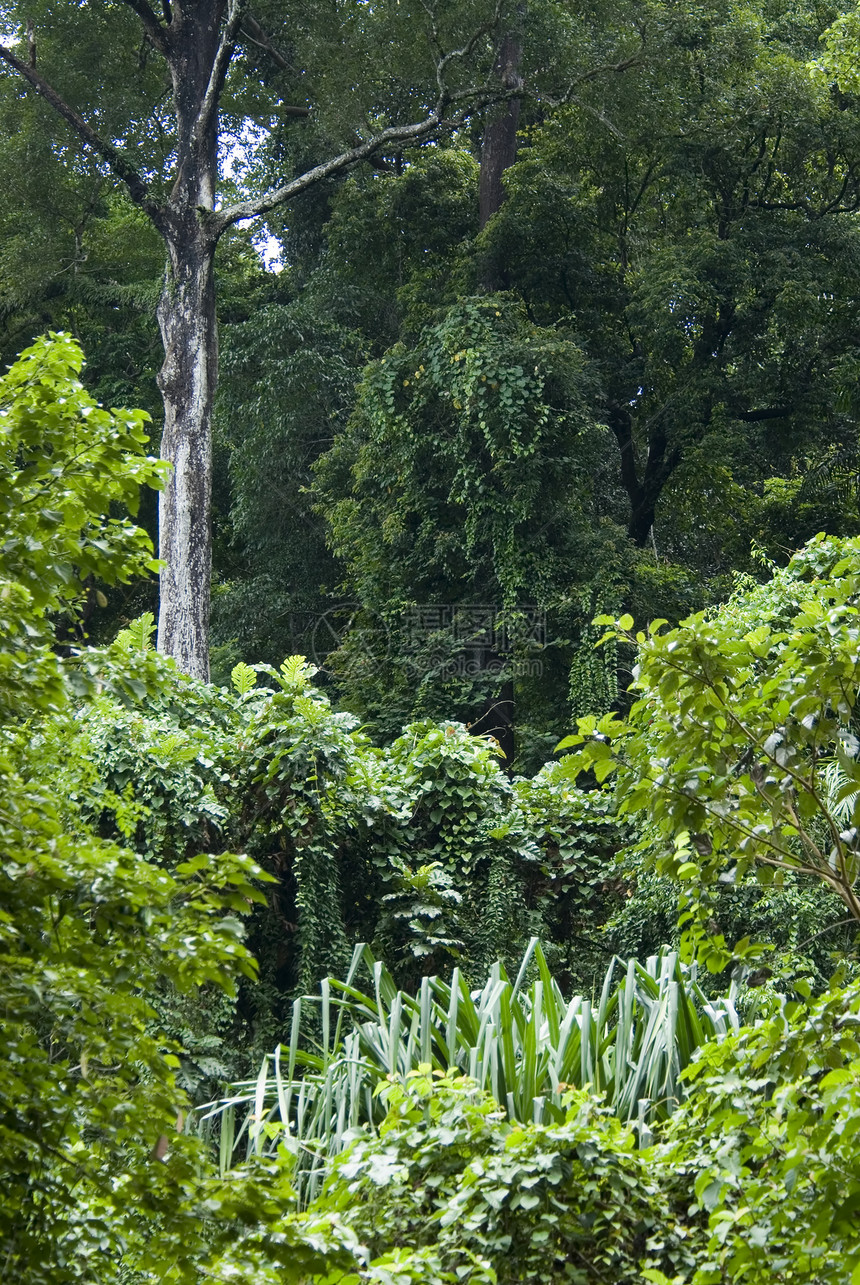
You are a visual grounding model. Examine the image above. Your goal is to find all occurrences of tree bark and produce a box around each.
[150,1,226,680]
[156,229,218,679]
[479,33,522,231]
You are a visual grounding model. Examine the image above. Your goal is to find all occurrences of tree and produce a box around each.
[291,0,860,763]
[209,145,482,679]
[0,0,515,679]
[483,0,860,551]
[478,29,523,236]
[313,293,604,760]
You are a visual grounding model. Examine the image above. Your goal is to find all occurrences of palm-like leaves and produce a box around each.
[202,939,739,1204]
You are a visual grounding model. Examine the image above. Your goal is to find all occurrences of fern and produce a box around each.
[799,442,860,505]
[279,654,318,689]
[115,612,156,654]
[230,661,258,695]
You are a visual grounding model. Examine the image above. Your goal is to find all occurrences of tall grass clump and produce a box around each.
[202,938,739,1203]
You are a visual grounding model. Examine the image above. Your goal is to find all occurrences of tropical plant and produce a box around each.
[205,937,739,1204]
[0,332,368,1284]
[51,646,635,1034]
[313,1070,698,1285]
[313,295,604,754]
[608,853,860,997]
[0,0,533,677]
[0,329,166,707]
[663,974,860,1285]
[307,972,860,1284]
[559,535,860,967]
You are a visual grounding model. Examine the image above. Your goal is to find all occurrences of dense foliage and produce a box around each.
[211,939,740,1207]
[561,533,860,967]
[0,336,437,1283]
[0,336,281,1282]
[303,970,860,1284]
[8,0,860,755]
[6,0,860,1276]
[210,0,860,762]
[57,643,633,1056]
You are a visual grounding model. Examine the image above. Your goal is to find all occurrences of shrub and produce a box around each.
[560,535,860,967]
[314,1070,699,1285]
[0,334,357,1284]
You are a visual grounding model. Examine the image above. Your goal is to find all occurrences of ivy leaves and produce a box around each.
[318,295,598,607]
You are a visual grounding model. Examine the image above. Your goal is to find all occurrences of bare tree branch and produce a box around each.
[193,0,246,153]
[542,48,645,114]
[572,53,643,86]
[736,406,792,422]
[0,42,163,224]
[120,0,170,55]
[240,13,292,73]
[425,0,504,101]
[214,91,496,230]
[216,0,510,233]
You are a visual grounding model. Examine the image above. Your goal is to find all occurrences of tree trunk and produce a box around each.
[155,227,218,680]
[478,32,523,290]
[607,401,681,548]
[152,1,224,680]
[478,33,522,232]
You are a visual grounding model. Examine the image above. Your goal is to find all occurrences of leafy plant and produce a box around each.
[312,295,603,747]
[559,536,860,966]
[59,659,632,1022]
[311,1070,698,1285]
[664,974,860,1284]
[205,938,739,1204]
[0,334,371,1284]
[307,962,860,1285]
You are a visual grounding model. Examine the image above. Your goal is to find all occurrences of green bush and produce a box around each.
[308,973,860,1285]
[48,655,633,1048]
[664,976,860,1284]
[560,535,860,967]
[313,1070,699,1285]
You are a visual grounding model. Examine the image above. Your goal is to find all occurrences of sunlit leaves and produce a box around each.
[0,331,166,612]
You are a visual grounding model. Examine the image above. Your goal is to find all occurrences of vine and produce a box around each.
[569,587,619,722]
